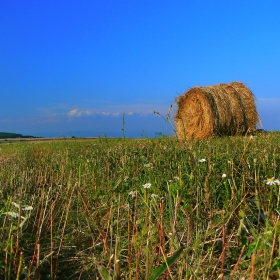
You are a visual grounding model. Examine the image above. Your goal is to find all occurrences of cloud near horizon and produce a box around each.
[1,101,172,128]
[55,101,172,118]
[67,108,125,117]
[67,108,92,117]
[67,109,144,118]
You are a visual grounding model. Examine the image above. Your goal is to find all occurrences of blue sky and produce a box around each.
[1,1,280,137]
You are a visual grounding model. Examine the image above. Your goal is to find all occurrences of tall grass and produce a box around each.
[0,134,279,279]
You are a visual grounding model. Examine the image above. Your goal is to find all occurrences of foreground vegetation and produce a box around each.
[0,133,279,279]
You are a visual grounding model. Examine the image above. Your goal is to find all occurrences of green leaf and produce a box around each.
[98,266,112,280]
[113,178,122,190]
[259,210,266,222]
[271,257,280,271]
[148,246,185,280]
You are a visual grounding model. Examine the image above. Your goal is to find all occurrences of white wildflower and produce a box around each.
[128,191,136,198]
[198,159,206,163]
[11,202,20,208]
[264,177,280,185]
[11,202,33,211]
[22,206,33,211]
[222,173,227,178]
[124,176,129,182]
[143,183,152,189]
[5,211,21,218]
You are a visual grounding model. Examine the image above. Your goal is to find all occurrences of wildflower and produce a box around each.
[150,193,159,199]
[198,158,206,163]
[124,176,129,182]
[11,202,33,211]
[11,202,20,208]
[143,183,152,189]
[128,191,136,198]
[22,206,33,211]
[264,177,280,185]
[5,211,22,219]
[222,173,227,178]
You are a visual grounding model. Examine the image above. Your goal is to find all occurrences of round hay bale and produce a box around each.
[174,82,260,139]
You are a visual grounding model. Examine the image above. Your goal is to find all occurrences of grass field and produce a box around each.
[0,133,279,279]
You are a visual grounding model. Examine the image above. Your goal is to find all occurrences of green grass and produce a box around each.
[0,134,279,279]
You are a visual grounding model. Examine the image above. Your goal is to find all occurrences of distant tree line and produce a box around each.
[0,132,39,138]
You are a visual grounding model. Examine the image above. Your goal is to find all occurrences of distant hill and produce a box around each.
[0,132,38,139]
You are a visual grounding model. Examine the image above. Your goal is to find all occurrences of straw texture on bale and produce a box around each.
[175,82,260,139]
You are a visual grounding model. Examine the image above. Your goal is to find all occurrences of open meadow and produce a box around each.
[0,133,279,279]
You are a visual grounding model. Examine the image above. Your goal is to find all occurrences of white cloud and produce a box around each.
[68,109,79,116]
[67,108,95,117]
[40,100,173,119]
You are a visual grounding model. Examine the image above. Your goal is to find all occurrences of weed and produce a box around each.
[0,134,279,278]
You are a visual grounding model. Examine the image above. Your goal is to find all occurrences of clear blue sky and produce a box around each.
[1,1,280,137]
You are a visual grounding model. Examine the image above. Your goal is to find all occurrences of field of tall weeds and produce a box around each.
[0,133,279,279]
